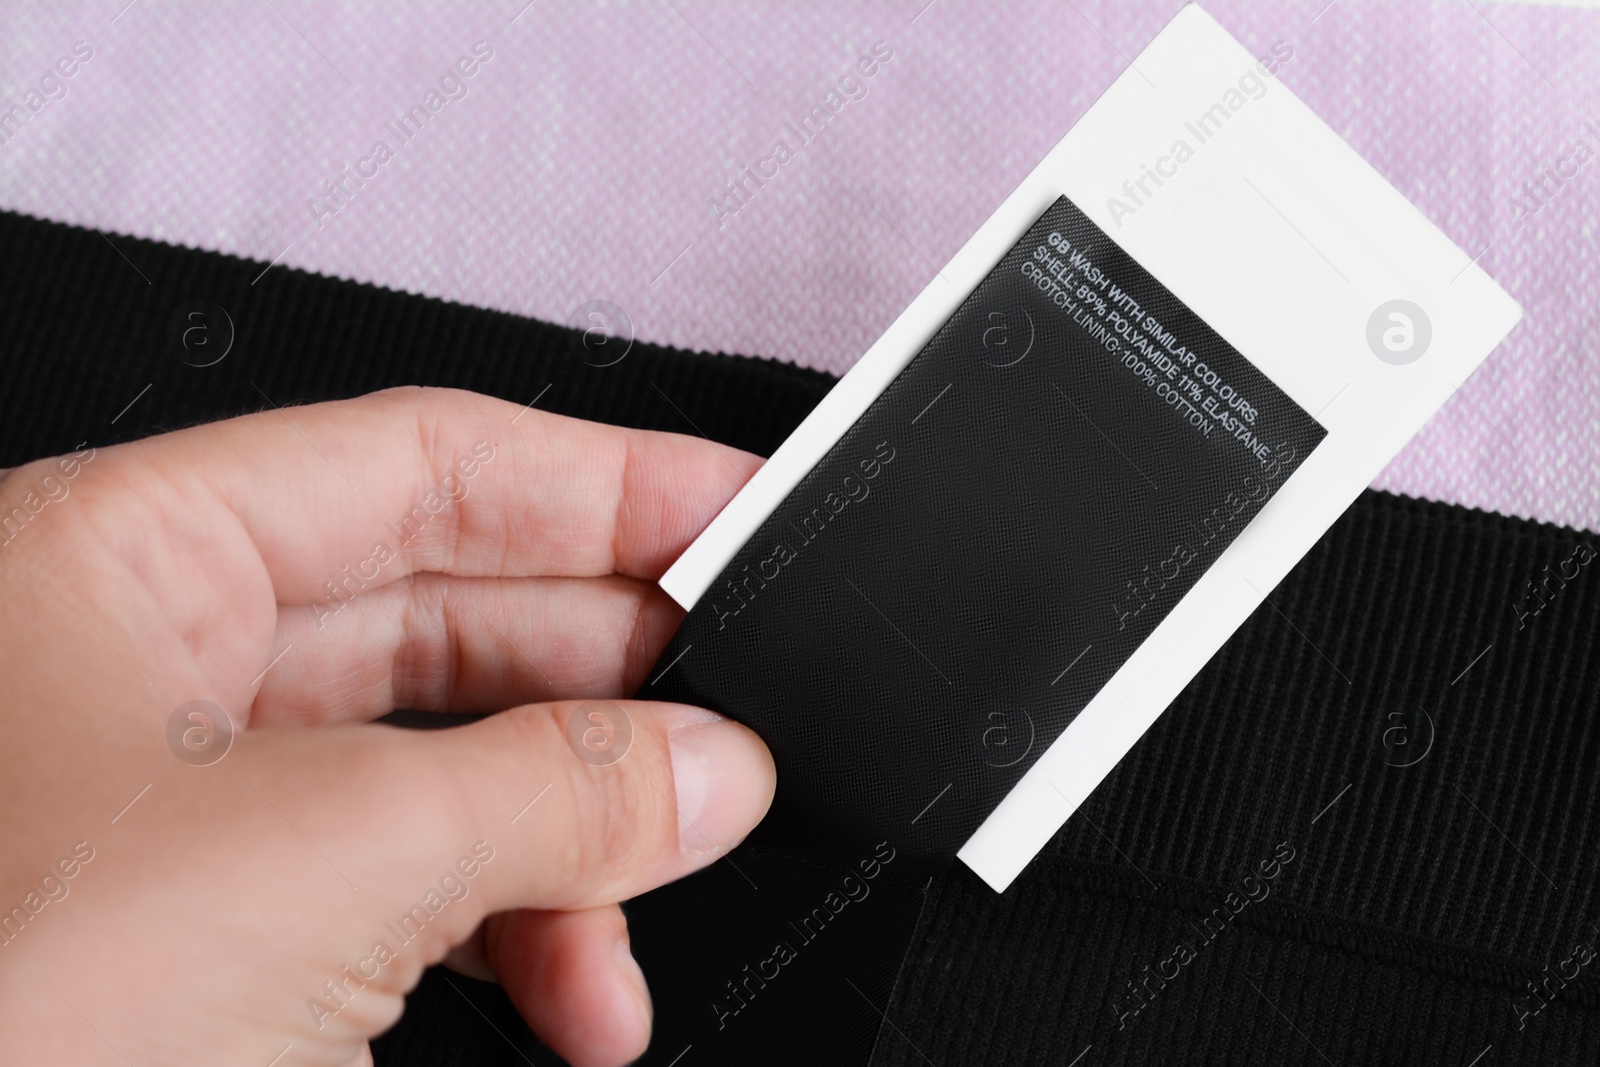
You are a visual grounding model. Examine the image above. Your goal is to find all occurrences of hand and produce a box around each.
[0,387,776,1067]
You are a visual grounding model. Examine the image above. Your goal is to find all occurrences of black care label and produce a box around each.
[646,196,1326,865]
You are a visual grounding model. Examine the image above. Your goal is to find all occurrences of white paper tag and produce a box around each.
[658,3,1521,892]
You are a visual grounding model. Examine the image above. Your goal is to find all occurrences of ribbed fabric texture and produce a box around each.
[878,493,1600,1066]
[0,208,832,465]
[4,208,1597,1066]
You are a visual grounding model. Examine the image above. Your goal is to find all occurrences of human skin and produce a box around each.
[0,387,776,1066]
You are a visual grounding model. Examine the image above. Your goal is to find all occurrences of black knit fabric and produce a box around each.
[878,491,1600,1066]
[0,209,830,464]
[3,208,1597,1066]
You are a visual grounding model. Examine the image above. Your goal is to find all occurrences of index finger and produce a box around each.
[101,386,761,601]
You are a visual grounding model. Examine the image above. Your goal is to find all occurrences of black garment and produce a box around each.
[4,209,1598,1066]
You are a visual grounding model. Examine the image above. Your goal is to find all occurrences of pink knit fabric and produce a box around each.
[1,1,1595,530]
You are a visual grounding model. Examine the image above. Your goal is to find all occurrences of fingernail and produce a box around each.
[668,715,774,854]
[613,933,652,1026]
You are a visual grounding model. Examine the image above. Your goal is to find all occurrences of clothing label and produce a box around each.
[646,194,1324,867]
[654,3,1523,891]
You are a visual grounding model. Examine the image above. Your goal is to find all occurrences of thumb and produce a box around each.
[190,701,770,1056]
[414,700,774,917]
